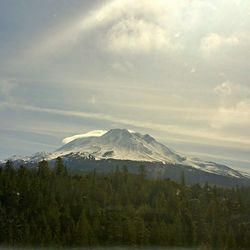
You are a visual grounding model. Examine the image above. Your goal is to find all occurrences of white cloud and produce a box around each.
[95,0,178,54]
[4,102,250,148]
[200,32,250,62]
[63,130,107,144]
[2,0,250,167]
[13,0,177,66]
[105,18,173,53]
[201,33,240,55]
[212,82,250,128]
[211,100,250,129]
[214,81,250,100]
[214,81,232,96]
[63,129,137,144]
[92,0,168,26]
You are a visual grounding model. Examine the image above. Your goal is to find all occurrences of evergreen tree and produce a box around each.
[55,157,68,176]
[75,210,92,246]
[0,161,250,248]
[37,160,51,178]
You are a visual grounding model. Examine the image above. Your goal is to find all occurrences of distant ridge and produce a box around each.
[2,128,250,185]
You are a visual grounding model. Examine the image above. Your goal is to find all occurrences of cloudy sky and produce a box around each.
[0,0,250,172]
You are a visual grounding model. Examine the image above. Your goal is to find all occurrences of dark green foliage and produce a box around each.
[0,160,250,248]
[55,157,68,176]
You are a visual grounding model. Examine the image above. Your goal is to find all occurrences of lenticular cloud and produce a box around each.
[62,130,107,144]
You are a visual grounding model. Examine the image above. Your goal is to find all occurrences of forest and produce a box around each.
[0,158,250,249]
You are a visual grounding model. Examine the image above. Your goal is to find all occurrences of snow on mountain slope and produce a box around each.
[185,158,248,179]
[57,129,183,163]
[2,128,249,179]
[55,129,248,179]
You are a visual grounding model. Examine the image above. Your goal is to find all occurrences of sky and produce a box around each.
[0,0,250,172]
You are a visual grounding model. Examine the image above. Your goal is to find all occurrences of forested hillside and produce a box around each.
[1,158,250,248]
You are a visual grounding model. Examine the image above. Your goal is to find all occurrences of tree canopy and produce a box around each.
[0,159,250,248]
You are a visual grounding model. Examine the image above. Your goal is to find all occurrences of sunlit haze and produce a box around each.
[0,0,250,172]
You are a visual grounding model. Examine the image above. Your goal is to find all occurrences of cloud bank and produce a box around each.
[1,0,250,171]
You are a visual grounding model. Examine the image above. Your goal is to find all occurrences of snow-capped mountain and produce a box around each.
[55,129,248,179]
[57,129,184,163]
[2,129,250,183]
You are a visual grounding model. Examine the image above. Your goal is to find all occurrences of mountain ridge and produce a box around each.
[2,128,250,184]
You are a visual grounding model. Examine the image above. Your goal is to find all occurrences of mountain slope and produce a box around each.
[57,129,184,163]
[2,128,249,184]
[54,129,248,179]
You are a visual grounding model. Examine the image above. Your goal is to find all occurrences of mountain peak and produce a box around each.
[3,128,249,181]
[102,129,156,144]
[55,128,248,179]
[101,129,133,143]
[57,128,177,163]
[104,128,132,137]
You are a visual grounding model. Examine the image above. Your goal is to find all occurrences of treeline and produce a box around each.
[0,158,250,248]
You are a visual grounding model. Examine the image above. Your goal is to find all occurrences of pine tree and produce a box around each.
[75,210,92,246]
[55,157,68,176]
[37,160,51,178]
[0,161,250,248]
